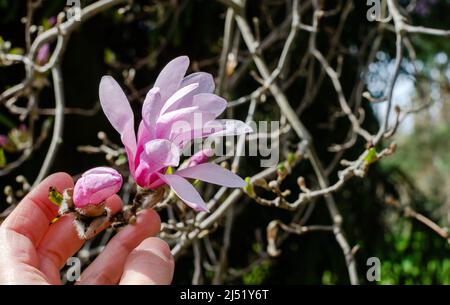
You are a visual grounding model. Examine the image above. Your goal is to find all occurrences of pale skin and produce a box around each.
[0,172,174,284]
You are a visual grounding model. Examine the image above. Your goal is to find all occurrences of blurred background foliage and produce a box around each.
[1,0,450,284]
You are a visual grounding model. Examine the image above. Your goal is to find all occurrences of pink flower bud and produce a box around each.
[36,43,50,65]
[73,167,122,208]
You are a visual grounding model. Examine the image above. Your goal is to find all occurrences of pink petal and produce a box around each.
[134,121,152,172]
[205,119,253,137]
[134,139,181,188]
[160,83,199,115]
[170,119,252,148]
[192,93,227,116]
[73,167,123,208]
[154,56,190,102]
[144,139,180,167]
[186,148,214,167]
[147,176,166,189]
[156,173,208,212]
[156,106,215,139]
[176,163,245,188]
[166,73,216,111]
[82,166,121,177]
[142,87,163,137]
[181,72,215,94]
[138,139,180,174]
[156,106,199,129]
[99,76,137,169]
[133,161,161,187]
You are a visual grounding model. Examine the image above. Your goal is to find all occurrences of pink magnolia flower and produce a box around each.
[73,167,123,208]
[99,56,252,211]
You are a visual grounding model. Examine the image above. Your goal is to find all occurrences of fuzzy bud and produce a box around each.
[73,167,122,209]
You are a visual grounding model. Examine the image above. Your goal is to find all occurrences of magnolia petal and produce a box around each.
[170,119,253,148]
[142,139,181,169]
[82,166,121,177]
[134,139,181,188]
[186,148,214,167]
[99,76,135,144]
[99,76,137,169]
[205,119,254,137]
[142,87,162,136]
[172,73,216,110]
[167,112,217,144]
[154,56,189,102]
[156,106,199,136]
[160,83,199,115]
[147,176,166,189]
[156,173,209,212]
[176,163,245,188]
[156,106,215,139]
[73,167,123,208]
[134,121,151,174]
[73,174,122,207]
[134,161,162,188]
[133,160,153,187]
[181,72,215,94]
[192,93,227,116]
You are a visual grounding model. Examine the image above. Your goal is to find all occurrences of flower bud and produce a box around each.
[36,43,50,65]
[73,167,122,208]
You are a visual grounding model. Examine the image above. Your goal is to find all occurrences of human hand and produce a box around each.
[0,172,174,285]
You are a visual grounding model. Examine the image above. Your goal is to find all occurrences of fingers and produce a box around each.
[1,172,73,247]
[119,237,174,285]
[78,209,161,285]
[37,195,123,284]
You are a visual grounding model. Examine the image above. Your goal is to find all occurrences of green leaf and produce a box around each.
[48,187,63,207]
[0,148,6,168]
[364,147,378,165]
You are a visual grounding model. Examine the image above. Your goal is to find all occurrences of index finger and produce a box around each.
[1,172,73,247]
